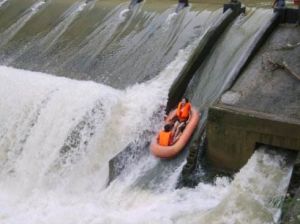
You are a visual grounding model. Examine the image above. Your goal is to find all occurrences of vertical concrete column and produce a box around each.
[129,0,143,9]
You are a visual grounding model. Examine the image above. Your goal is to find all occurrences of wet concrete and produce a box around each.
[207,25,300,171]
[231,25,300,120]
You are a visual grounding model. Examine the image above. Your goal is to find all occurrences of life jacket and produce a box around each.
[176,102,191,122]
[158,131,172,146]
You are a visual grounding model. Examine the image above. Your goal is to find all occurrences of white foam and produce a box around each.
[0,0,8,8]
[119,8,130,20]
[0,66,292,224]
[165,12,178,25]
[31,0,46,11]
[175,148,293,224]
[0,42,205,223]
[0,8,293,222]
[0,38,192,188]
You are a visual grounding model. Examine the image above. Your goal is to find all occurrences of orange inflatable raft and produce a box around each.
[150,107,200,158]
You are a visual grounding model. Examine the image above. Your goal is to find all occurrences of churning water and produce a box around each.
[0,60,293,224]
[0,0,294,223]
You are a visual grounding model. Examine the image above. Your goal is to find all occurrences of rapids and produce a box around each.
[0,1,294,223]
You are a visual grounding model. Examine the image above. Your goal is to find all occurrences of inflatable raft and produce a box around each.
[150,107,200,158]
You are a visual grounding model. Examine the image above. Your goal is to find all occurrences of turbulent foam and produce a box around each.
[0,144,291,224]
[0,59,293,224]
[174,148,293,224]
[0,38,188,221]
[0,37,193,184]
[0,5,293,224]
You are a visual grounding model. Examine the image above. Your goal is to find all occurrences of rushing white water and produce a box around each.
[174,148,293,224]
[0,32,294,224]
[0,87,293,224]
[0,3,294,224]
[0,0,8,8]
[0,35,194,180]
[0,0,49,49]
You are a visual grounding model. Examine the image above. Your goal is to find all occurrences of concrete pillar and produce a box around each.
[223,0,245,14]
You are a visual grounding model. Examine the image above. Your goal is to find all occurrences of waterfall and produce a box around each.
[0,1,294,223]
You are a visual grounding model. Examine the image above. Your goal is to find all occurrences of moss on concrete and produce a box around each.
[282,155,300,223]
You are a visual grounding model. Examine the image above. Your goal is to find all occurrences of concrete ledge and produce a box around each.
[207,104,300,171]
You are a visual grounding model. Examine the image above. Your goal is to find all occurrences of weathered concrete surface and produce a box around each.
[231,25,300,120]
[207,25,300,171]
[208,105,300,170]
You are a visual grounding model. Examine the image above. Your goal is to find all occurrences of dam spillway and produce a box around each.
[207,19,300,171]
[0,0,299,223]
[0,0,221,88]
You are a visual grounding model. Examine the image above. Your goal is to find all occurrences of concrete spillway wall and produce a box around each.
[179,8,280,182]
[204,10,300,222]
[167,4,245,112]
[207,105,300,171]
[206,18,300,172]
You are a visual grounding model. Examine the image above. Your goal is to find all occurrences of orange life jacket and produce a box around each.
[176,102,191,122]
[158,131,172,146]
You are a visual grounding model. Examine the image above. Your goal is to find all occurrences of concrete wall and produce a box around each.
[207,105,300,171]
[206,19,300,172]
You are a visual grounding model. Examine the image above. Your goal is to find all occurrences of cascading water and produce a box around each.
[0,41,200,223]
[186,8,274,117]
[0,0,49,49]
[0,0,220,88]
[174,147,294,224]
[1,0,96,68]
[0,0,295,223]
[132,8,277,190]
[0,82,294,223]
[36,0,95,53]
[0,0,8,8]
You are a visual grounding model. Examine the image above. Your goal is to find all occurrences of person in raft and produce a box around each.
[157,97,192,146]
[158,124,174,146]
[173,97,192,140]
